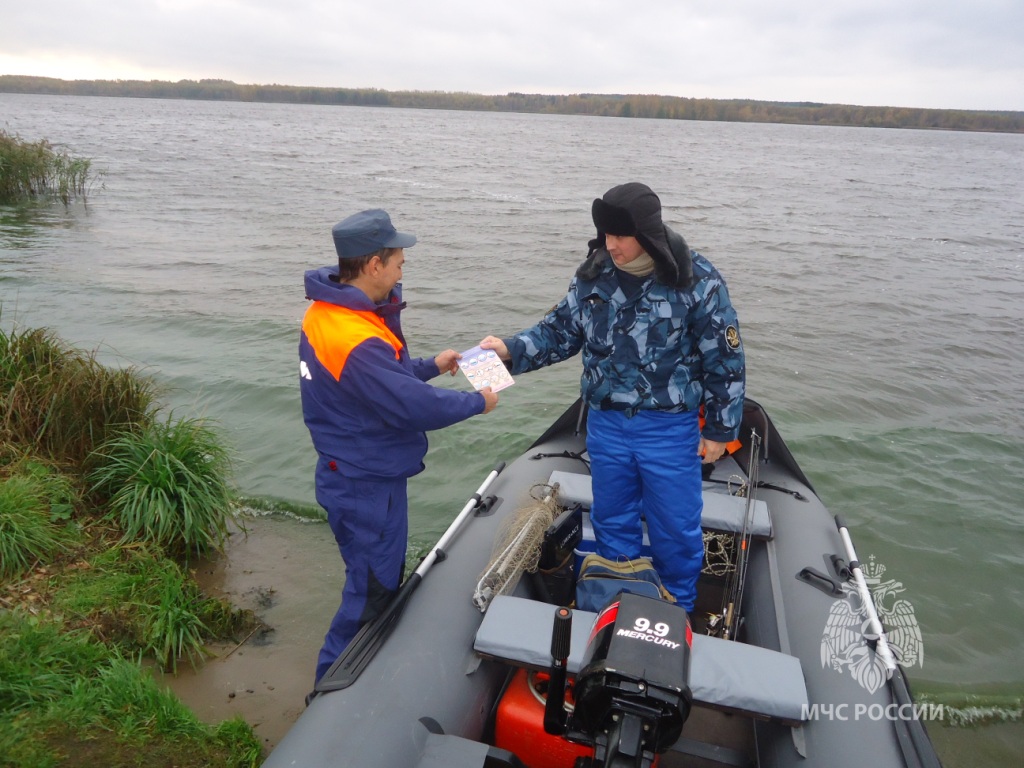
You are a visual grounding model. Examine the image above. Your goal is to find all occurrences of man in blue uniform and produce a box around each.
[481,183,744,612]
[300,209,498,684]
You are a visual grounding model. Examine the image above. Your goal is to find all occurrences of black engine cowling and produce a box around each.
[568,592,693,767]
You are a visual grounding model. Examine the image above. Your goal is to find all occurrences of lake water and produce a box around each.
[2,93,1022,763]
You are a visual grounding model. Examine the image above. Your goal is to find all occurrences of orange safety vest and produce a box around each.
[302,302,403,381]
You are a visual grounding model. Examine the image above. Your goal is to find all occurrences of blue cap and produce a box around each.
[332,209,417,260]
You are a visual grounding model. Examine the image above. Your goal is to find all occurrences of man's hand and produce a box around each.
[699,438,728,464]
[480,386,498,414]
[479,336,510,361]
[434,349,461,376]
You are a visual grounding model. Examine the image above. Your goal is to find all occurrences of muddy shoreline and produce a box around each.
[152,514,339,752]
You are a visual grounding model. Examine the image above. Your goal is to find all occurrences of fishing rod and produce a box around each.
[722,429,761,641]
[316,461,506,694]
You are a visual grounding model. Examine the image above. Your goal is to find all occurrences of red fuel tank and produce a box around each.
[493,669,593,768]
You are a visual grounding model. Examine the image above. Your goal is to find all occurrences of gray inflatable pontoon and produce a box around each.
[262,399,942,768]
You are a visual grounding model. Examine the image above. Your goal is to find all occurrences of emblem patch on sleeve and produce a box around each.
[725,325,741,350]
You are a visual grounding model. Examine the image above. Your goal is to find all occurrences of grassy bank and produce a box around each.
[0,323,264,767]
[0,129,96,205]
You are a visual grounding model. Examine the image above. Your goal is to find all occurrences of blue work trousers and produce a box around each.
[313,459,408,684]
[586,408,704,612]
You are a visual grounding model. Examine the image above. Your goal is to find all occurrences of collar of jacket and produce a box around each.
[304,266,407,314]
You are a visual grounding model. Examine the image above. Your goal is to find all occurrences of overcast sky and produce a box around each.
[2,1,1022,111]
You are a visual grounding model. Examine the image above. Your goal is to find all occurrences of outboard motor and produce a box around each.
[545,592,692,768]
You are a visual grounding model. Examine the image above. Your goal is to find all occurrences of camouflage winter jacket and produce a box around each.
[503,229,745,442]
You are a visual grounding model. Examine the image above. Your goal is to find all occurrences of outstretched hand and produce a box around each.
[434,349,461,376]
[480,386,499,414]
[479,336,510,361]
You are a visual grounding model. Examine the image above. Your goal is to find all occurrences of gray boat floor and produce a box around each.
[659,577,757,768]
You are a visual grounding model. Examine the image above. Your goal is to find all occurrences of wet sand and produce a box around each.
[153,514,339,752]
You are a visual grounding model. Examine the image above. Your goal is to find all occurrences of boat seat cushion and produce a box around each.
[549,470,772,539]
[474,595,808,725]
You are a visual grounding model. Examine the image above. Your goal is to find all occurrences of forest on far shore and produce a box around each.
[2,75,1022,134]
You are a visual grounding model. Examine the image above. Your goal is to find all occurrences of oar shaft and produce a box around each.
[319,461,507,692]
[834,516,898,674]
[416,461,506,578]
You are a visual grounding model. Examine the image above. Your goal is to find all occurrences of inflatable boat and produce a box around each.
[262,398,942,768]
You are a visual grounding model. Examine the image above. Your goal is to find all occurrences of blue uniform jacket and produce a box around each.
[300,267,484,480]
[503,248,745,442]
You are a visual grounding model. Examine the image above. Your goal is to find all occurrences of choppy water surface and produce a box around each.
[2,94,1022,762]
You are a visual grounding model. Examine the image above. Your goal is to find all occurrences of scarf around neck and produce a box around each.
[615,251,655,277]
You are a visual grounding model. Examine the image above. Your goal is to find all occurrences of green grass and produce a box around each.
[0,612,262,767]
[0,129,95,205]
[143,565,211,672]
[0,324,156,470]
[1,323,263,762]
[0,613,109,714]
[89,415,234,557]
[50,545,257,672]
[15,459,83,523]
[0,473,78,578]
[2,321,234,559]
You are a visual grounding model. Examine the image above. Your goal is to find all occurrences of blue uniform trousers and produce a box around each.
[586,408,704,612]
[313,459,408,684]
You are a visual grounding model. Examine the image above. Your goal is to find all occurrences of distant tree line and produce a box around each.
[2,75,1021,134]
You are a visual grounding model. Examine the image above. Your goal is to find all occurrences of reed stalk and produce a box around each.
[0,129,95,205]
[0,324,157,470]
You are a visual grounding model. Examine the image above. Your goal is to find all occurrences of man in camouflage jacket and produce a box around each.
[481,182,745,612]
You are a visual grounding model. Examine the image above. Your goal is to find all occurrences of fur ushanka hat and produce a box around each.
[590,182,693,288]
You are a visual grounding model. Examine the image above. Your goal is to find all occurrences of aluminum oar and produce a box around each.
[316,461,506,693]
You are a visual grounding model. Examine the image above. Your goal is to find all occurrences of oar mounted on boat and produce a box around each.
[316,462,506,694]
[543,593,693,768]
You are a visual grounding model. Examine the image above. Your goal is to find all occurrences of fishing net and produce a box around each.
[473,483,559,612]
[473,474,757,610]
[702,532,735,577]
[702,474,748,577]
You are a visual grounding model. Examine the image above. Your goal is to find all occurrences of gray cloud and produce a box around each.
[2,0,1021,110]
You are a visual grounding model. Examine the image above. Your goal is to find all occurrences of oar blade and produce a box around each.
[315,574,421,693]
